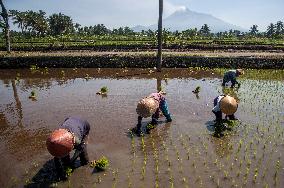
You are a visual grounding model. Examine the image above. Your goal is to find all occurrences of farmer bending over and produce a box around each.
[222,69,244,88]
[46,117,90,179]
[212,95,238,130]
[135,92,172,136]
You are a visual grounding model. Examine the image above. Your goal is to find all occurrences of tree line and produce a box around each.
[4,10,284,39]
[0,9,283,39]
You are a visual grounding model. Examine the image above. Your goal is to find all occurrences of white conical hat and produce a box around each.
[220,96,238,115]
[136,97,159,118]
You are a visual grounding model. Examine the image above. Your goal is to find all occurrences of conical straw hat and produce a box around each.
[220,96,238,115]
[46,129,74,158]
[237,69,244,75]
[136,97,159,118]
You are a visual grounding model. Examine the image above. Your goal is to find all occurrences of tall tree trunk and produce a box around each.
[157,0,163,72]
[0,0,11,53]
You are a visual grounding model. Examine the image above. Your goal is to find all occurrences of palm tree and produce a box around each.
[48,13,74,36]
[199,24,210,36]
[0,0,11,52]
[249,25,258,36]
[157,0,163,72]
[275,21,284,36]
[10,10,25,33]
[266,23,275,38]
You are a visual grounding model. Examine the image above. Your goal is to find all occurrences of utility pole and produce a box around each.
[157,0,163,72]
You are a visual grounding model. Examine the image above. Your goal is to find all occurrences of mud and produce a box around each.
[0,68,283,187]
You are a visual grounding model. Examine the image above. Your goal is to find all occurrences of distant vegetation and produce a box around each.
[1,9,284,50]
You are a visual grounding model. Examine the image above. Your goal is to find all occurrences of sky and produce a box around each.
[6,0,284,31]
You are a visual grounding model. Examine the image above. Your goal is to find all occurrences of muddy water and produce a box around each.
[0,68,283,188]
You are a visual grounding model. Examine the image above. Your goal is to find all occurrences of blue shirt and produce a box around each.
[223,70,238,83]
[60,117,90,146]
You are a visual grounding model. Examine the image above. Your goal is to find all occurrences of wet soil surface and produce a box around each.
[0,68,283,188]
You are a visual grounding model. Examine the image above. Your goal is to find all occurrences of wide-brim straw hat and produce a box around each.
[46,129,74,158]
[220,96,238,115]
[136,97,159,118]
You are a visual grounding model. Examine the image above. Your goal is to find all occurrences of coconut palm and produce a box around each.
[266,23,275,38]
[0,0,11,52]
[10,10,25,33]
[48,13,74,36]
[275,21,284,36]
[199,24,211,36]
[249,25,259,36]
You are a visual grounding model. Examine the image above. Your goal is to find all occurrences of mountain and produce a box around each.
[133,8,246,33]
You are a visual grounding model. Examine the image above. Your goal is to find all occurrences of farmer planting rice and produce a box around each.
[212,95,238,131]
[46,117,90,179]
[222,69,244,88]
[135,91,172,136]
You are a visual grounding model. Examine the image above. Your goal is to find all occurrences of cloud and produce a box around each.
[164,1,187,17]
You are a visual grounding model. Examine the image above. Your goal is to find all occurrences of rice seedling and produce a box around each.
[29,90,37,100]
[42,67,49,74]
[90,156,109,171]
[30,65,39,73]
[61,70,65,78]
[15,73,20,82]
[97,86,108,95]
[65,167,73,177]
[85,73,91,80]
[192,86,201,94]
[97,175,102,183]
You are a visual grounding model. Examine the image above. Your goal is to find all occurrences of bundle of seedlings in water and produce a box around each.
[192,86,201,94]
[30,65,39,73]
[146,123,155,133]
[90,156,109,171]
[96,86,108,95]
[65,167,73,177]
[29,90,37,100]
[85,74,91,80]
[43,67,49,75]
[61,70,65,78]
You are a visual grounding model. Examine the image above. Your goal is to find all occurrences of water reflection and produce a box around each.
[11,80,23,127]
[0,68,283,187]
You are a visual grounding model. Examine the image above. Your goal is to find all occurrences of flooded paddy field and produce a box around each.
[0,68,283,188]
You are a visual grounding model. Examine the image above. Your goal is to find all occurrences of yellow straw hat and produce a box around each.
[136,97,159,118]
[220,96,238,115]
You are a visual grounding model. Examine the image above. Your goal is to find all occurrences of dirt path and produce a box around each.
[1,50,284,58]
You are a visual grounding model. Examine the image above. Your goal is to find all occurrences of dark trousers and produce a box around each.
[213,96,235,123]
[137,99,171,131]
[54,144,89,177]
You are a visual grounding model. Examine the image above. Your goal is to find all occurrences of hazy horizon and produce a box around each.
[6,0,284,32]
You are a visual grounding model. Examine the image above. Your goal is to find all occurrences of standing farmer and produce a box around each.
[46,117,90,179]
[135,92,172,136]
[222,69,244,88]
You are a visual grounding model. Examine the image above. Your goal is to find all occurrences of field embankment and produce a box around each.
[0,50,283,69]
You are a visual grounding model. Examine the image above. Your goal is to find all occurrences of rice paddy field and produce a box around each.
[0,68,283,188]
